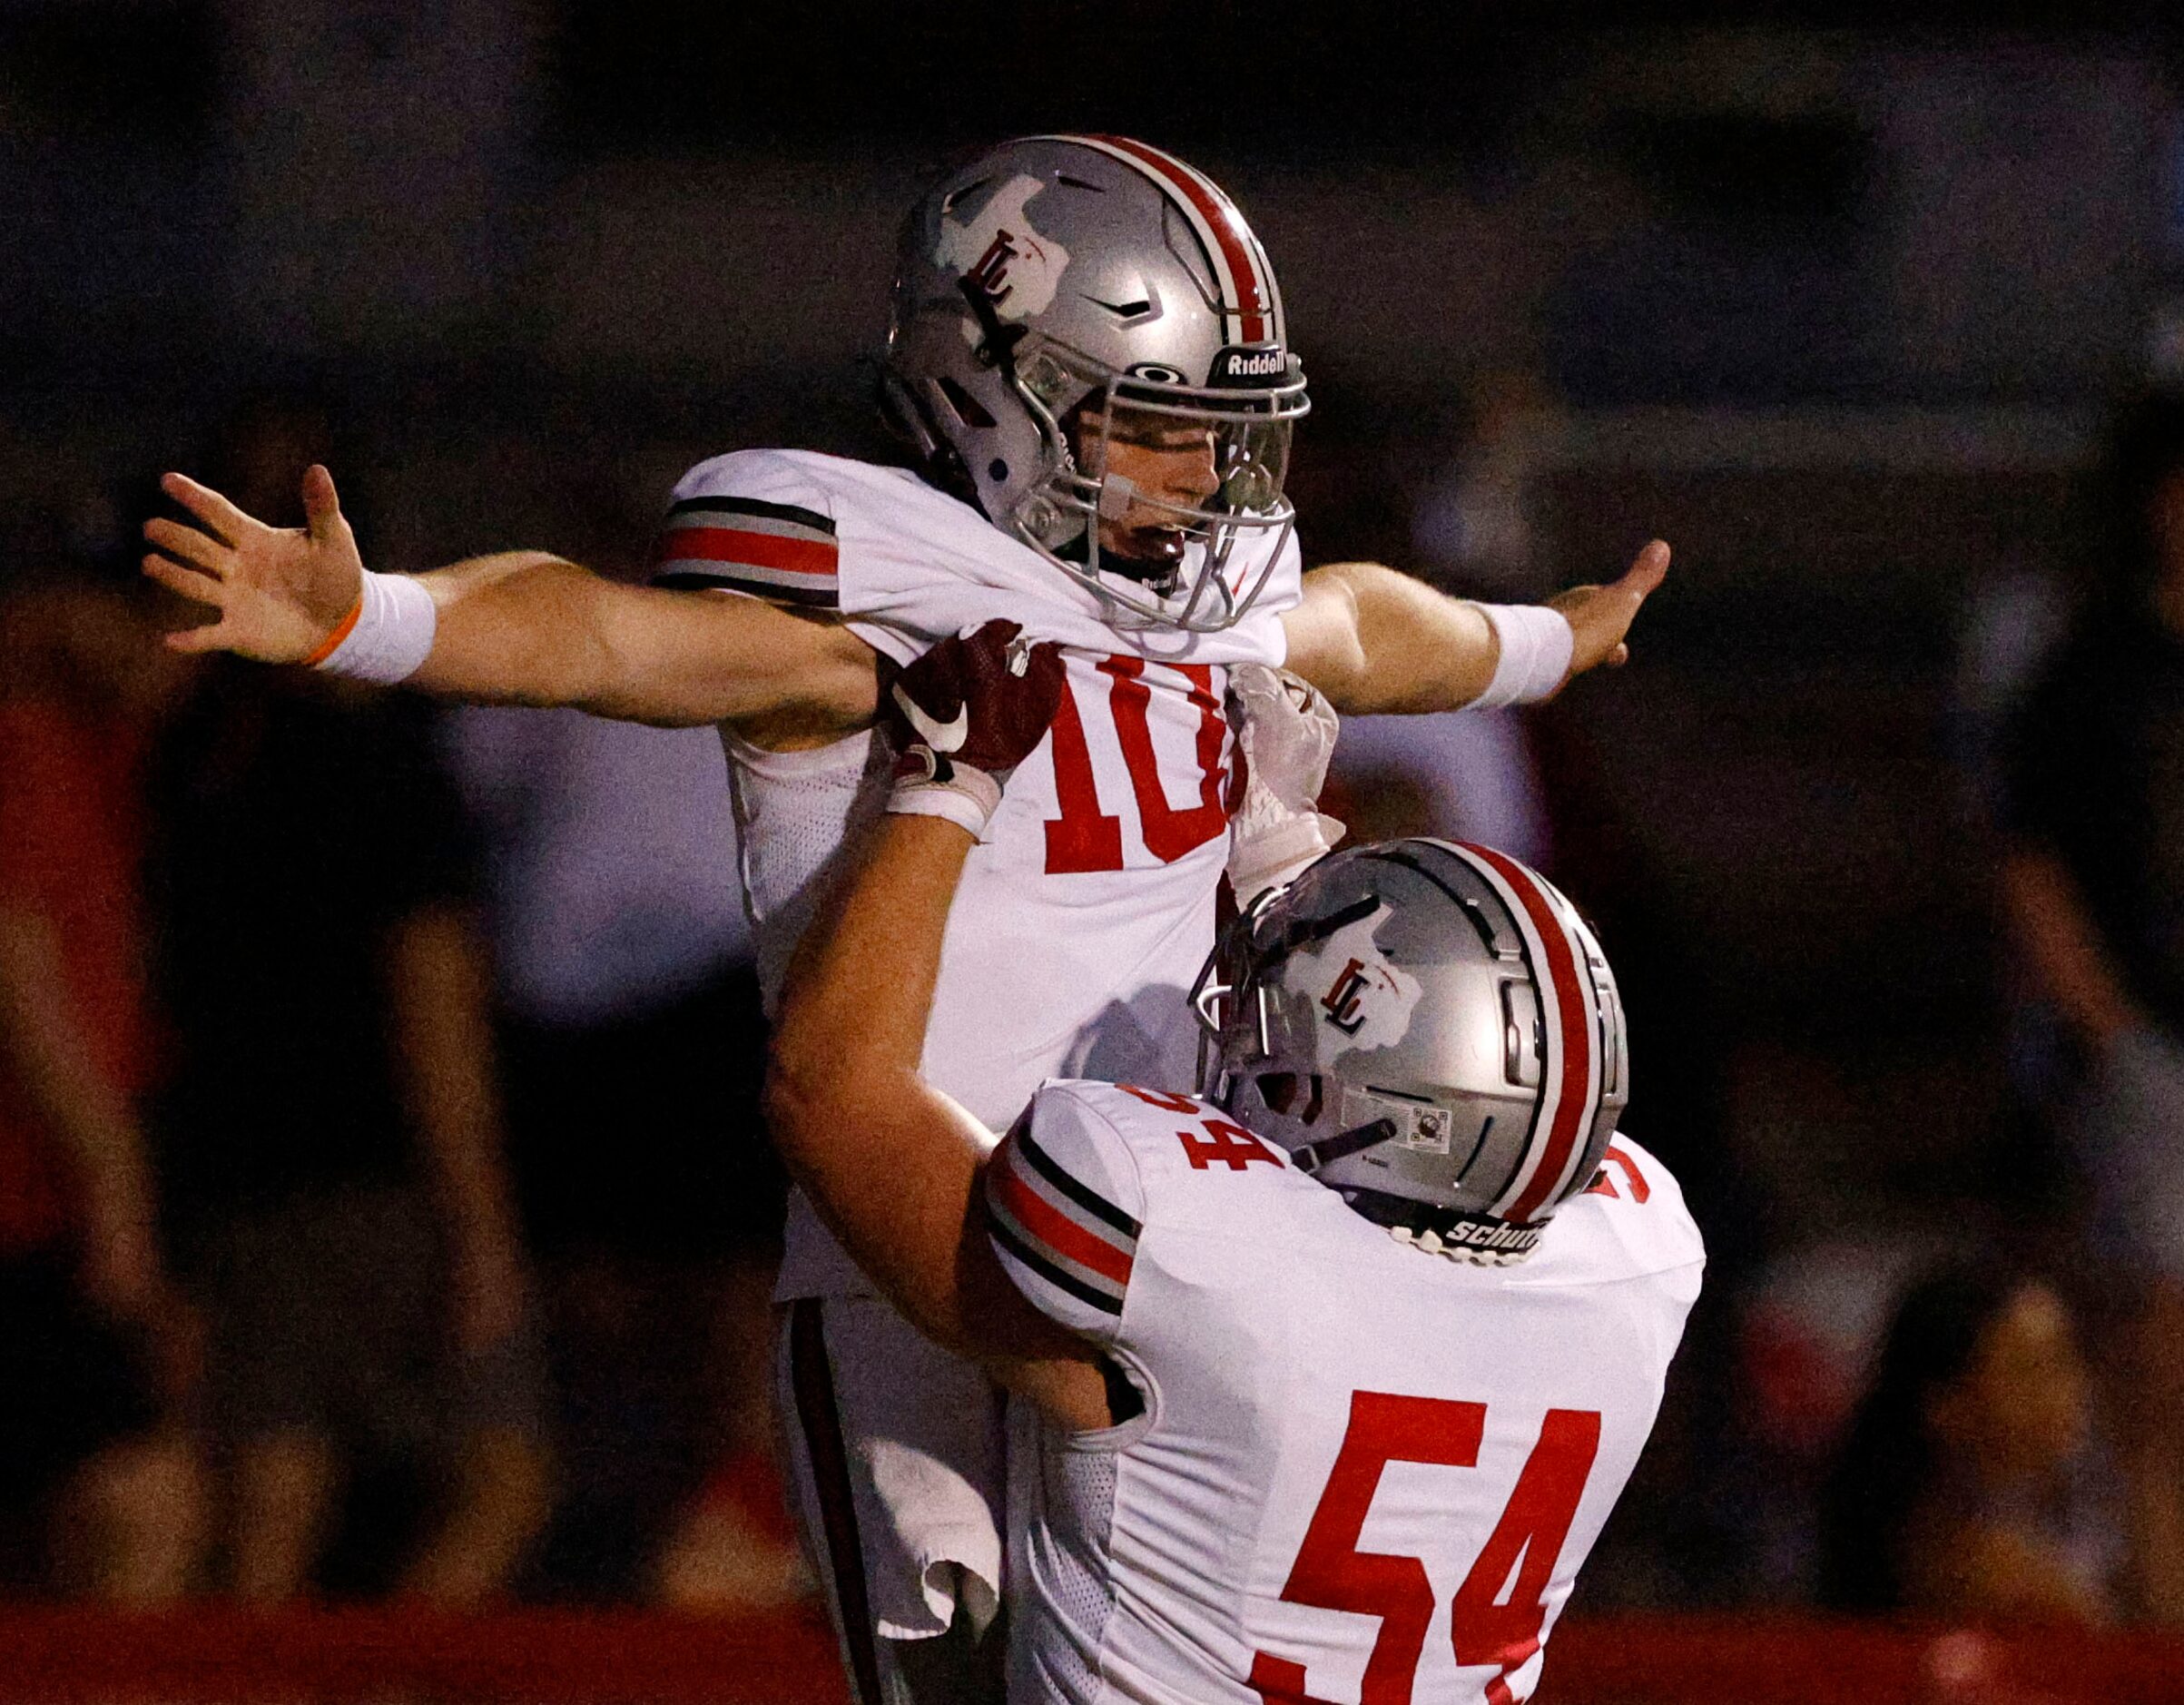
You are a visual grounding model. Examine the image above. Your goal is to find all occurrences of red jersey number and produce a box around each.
[1117,1089,1286,1172]
[1580,1145,1650,1204]
[1249,1395,1602,1705]
[1044,659,1228,874]
[1178,1117,1284,1173]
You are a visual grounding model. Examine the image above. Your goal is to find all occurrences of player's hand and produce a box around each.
[143,464,368,662]
[1226,665,1344,900]
[883,619,1066,836]
[1548,539,1670,680]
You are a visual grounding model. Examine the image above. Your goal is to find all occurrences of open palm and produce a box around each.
[143,464,366,662]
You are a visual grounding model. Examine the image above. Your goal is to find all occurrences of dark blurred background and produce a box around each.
[11,0,2184,1681]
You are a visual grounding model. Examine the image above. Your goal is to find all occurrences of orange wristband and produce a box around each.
[300,593,365,668]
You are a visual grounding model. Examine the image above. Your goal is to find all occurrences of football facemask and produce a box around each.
[1010,363,1304,632]
[883,134,1309,635]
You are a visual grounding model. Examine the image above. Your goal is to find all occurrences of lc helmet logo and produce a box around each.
[1294,908,1422,1053]
[933,173,1070,325]
[1320,958,1375,1035]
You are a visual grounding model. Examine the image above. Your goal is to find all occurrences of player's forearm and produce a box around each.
[770,895,1109,1415]
[412,553,646,713]
[769,815,994,1344]
[414,555,880,731]
[775,813,967,1086]
[1998,845,2145,1048]
[1291,562,1500,715]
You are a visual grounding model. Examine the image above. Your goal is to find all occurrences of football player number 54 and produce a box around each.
[1250,1395,1601,1705]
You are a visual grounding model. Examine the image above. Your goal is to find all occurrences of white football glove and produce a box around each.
[1225,664,1345,902]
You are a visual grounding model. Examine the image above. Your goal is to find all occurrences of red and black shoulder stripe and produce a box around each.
[986,1118,1142,1320]
[648,493,839,609]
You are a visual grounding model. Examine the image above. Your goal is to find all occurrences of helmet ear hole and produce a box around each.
[1252,1072,1323,1123]
[936,376,996,429]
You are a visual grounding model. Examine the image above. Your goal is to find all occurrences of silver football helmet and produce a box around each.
[1192,840,1628,1264]
[880,134,1309,631]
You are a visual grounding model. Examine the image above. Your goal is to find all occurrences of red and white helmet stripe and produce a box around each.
[1453,843,1608,1225]
[1048,133,1283,348]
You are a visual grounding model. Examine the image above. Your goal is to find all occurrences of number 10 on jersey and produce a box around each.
[1044,656,1230,874]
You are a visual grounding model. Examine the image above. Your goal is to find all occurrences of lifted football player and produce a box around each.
[145,136,1667,1702]
[766,621,1703,1705]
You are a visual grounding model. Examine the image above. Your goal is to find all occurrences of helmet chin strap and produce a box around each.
[1051,517,1183,593]
[1099,547,1184,593]
[1290,1118,1400,1177]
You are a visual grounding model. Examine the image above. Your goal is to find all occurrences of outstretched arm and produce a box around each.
[143,466,878,734]
[1282,540,1669,715]
[764,627,1114,1431]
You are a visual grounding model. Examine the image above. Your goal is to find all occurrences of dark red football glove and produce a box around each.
[882,619,1066,837]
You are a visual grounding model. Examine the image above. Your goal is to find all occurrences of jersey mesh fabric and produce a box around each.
[1022,1431,1122,1704]
[718,724,890,1015]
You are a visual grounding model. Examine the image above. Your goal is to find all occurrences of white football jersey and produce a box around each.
[648,449,1302,1296]
[985,1080,1703,1705]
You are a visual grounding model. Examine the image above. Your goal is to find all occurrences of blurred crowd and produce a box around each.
[7,386,2184,1632]
[0,401,798,1611]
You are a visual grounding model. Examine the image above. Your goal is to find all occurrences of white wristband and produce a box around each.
[887,766,1004,840]
[1471,604,1574,710]
[313,572,438,685]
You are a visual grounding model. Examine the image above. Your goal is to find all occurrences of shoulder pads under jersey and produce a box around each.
[651,448,841,610]
[985,1082,1150,1345]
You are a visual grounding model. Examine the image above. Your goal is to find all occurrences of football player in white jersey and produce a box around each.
[767,622,1704,1705]
[143,136,1667,1702]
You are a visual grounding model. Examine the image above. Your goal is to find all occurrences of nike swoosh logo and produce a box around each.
[892,682,968,754]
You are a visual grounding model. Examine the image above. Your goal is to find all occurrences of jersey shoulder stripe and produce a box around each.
[650,457,841,608]
[1018,1120,1142,1239]
[668,492,834,534]
[987,1091,1146,1339]
[989,1124,1139,1314]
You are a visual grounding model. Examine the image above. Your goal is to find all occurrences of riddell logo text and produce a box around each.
[1221,349,1286,378]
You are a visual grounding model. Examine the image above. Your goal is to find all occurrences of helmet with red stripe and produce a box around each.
[880,134,1309,632]
[1190,840,1628,1264]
